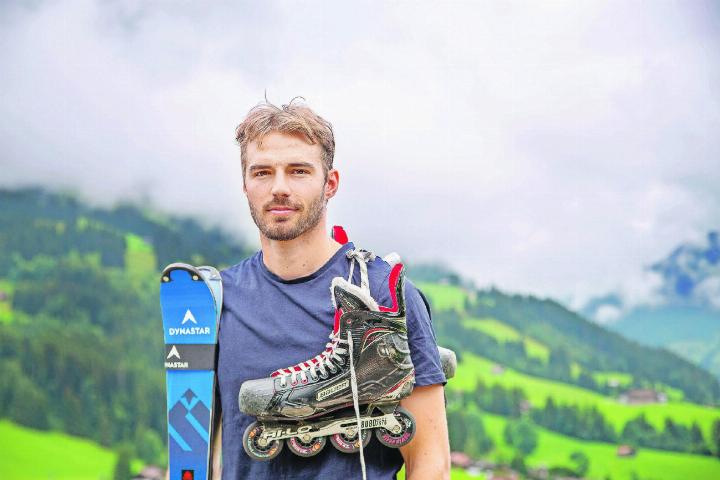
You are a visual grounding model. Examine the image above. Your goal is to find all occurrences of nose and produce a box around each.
[270,171,291,197]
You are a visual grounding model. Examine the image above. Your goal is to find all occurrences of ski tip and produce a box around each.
[197,265,222,280]
[161,263,204,282]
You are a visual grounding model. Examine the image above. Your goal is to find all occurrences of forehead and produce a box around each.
[245,131,323,167]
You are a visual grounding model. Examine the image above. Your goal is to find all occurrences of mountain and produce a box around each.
[581,232,720,378]
[417,276,720,478]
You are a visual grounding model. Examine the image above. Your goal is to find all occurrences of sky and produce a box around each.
[1,0,719,310]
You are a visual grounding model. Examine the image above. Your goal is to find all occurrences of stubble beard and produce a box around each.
[249,190,326,241]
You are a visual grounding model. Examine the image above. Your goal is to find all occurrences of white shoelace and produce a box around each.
[275,333,348,388]
[348,331,367,480]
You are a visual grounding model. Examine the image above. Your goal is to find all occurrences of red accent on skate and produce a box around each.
[333,308,343,334]
[363,327,390,346]
[379,263,403,313]
[385,371,416,394]
[332,225,349,245]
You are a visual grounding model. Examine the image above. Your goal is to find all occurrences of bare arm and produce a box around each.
[211,412,223,479]
[399,384,451,480]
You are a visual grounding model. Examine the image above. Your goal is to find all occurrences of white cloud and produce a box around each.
[1,0,719,306]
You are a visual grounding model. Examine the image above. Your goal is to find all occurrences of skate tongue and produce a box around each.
[330,276,379,314]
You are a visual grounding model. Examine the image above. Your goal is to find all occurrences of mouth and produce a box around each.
[266,206,298,216]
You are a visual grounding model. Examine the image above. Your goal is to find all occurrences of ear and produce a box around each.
[325,169,339,201]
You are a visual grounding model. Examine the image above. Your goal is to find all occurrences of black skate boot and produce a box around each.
[238,262,416,461]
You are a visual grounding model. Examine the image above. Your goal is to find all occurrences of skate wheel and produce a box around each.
[330,428,371,453]
[243,421,283,461]
[287,434,326,457]
[375,407,415,448]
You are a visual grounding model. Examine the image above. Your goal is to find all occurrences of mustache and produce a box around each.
[264,197,302,211]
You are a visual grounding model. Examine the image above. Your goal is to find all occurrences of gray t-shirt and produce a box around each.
[217,242,446,479]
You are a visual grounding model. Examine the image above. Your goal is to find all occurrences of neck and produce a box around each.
[260,218,342,281]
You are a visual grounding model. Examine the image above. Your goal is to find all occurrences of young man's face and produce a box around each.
[244,131,335,241]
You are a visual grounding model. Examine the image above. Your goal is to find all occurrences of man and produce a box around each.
[214,99,450,479]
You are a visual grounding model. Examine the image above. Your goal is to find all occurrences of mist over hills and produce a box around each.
[582,231,720,377]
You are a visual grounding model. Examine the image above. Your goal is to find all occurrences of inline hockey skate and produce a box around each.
[238,261,416,461]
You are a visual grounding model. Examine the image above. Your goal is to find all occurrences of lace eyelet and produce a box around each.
[301,378,308,384]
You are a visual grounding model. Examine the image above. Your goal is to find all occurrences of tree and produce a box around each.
[446,408,468,452]
[570,450,590,477]
[510,453,527,474]
[712,419,720,458]
[463,410,494,457]
[504,417,538,456]
[621,414,657,448]
[690,422,711,455]
[113,444,133,480]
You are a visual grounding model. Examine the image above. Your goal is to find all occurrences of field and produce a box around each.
[0,420,118,480]
[416,282,468,312]
[479,411,720,480]
[125,233,157,279]
[462,317,550,361]
[0,279,14,324]
[402,407,720,480]
[452,353,720,440]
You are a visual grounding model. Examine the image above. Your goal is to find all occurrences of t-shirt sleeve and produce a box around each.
[403,278,447,387]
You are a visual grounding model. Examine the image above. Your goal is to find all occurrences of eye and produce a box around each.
[254,170,270,177]
[292,169,310,175]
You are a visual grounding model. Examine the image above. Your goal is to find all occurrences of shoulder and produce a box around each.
[220,251,261,285]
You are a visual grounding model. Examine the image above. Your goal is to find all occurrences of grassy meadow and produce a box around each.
[453,352,720,440]
[0,420,118,480]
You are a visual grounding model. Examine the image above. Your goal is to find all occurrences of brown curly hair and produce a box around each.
[235,97,335,179]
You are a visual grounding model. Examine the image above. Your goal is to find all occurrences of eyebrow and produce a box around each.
[287,162,315,169]
[248,162,316,172]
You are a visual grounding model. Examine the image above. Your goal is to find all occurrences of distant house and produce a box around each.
[0,290,8,302]
[489,471,520,480]
[132,466,164,480]
[519,399,532,413]
[491,364,505,375]
[618,389,667,404]
[617,444,637,457]
[450,451,472,469]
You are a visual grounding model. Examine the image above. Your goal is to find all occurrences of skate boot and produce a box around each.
[238,262,416,461]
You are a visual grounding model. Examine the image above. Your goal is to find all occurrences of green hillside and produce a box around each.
[0,188,253,469]
[462,317,550,362]
[415,263,720,478]
[420,275,720,405]
[454,352,720,441]
[0,420,120,480]
[479,411,720,480]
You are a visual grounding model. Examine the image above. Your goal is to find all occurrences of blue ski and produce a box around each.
[161,263,222,480]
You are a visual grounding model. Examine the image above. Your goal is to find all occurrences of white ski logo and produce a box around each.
[182,309,198,325]
[167,345,181,360]
[165,345,188,369]
[170,309,209,336]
